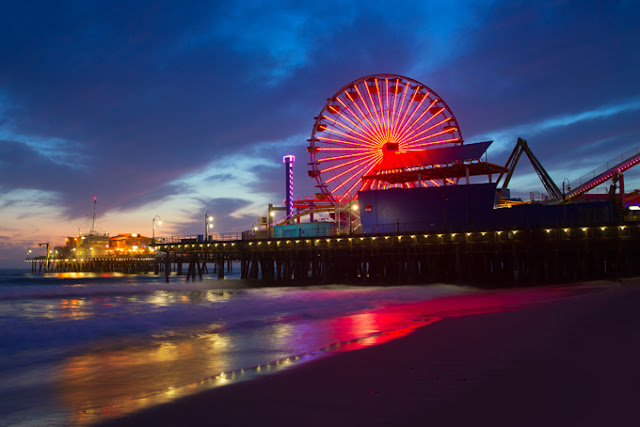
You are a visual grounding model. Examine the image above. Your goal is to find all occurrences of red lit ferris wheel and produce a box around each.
[308,74,463,203]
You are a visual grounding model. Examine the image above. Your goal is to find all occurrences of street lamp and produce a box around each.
[562,178,570,202]
[205,212,214,241]
[152,215,162,244]
[350,201,358,235]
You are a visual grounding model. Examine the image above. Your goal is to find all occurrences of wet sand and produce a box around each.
[100,281,640,426]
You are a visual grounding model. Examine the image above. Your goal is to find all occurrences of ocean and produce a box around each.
[0,268,475,426]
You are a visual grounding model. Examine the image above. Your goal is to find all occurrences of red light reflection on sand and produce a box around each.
[323,285,596,353]
[328,312,443,352]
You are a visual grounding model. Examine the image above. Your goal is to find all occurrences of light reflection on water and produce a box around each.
[1,272,597,427]
[57,308,436,425]
[5,288,237,322]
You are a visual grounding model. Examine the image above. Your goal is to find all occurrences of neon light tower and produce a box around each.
[283,155,295,220]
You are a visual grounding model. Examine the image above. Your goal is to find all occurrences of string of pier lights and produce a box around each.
[238,224,629,248]
[157,224,635,251]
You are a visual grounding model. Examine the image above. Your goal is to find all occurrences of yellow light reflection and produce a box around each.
[61,326,232,426]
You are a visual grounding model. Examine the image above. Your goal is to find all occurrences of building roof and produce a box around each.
[370,141,493,172]
[363,141,507,184]
[110,233,150,241]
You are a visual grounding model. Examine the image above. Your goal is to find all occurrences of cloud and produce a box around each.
[475,96,640,155]
[1,0,640,266]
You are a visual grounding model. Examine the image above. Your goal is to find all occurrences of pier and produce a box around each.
[141,224,640,285]
[27,222,640,286]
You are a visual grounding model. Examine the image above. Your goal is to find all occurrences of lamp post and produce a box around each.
[562,178,570,202]
[268,205,275,239]
[152,215,162,244]
[205,212,214,241]
[350,201,358,235]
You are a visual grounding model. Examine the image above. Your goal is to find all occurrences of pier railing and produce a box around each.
[153,232,244,244]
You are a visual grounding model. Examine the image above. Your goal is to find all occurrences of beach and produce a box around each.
[100,280,640,426]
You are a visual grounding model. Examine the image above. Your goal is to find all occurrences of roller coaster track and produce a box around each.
[565,142,640,201]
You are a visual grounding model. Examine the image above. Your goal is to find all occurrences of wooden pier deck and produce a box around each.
[152,224,638,285]
[27,224,640,286]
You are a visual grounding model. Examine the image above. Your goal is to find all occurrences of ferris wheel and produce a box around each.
[308,74,463,203]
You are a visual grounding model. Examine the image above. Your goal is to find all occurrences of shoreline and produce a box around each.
[98,280,640,426]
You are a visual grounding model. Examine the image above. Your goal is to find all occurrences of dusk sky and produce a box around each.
[1,0,639,266]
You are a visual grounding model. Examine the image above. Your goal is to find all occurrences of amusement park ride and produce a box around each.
[264,74,640,234]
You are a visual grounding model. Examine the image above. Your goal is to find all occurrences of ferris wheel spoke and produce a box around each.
[318,151,377,163]
[406,137,461,149]
[390,79,409,138]
[330,155,380,197]
[398,116,451,146]
[403,127,459,148]
[320,152,378,173]
[385,78,391,138]
[318,146,374,151]
[341,92,386,143]
[317,135,376,149]
[362,83,385,137]
[396,95,434,142]
[372,79,390,141]
[325,153,378,184]
[321,127,381,147]
[396,105,444,145]
[323,103,383,144]
[345,88,386,142]
[393,94,419,141]
[373,79,388,139]
[393,84,417,134]
[336,156,382,202]
[322,114,370,143]
[355,85,386,141]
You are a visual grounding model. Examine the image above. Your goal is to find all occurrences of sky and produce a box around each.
[1,0,639,266]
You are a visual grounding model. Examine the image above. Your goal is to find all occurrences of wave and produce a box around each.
[0,284,471,361]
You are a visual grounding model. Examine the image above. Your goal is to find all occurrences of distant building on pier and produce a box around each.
[64,233,110,258]
[108,233,152,255]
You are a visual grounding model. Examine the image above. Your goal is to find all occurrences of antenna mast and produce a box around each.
[90,197,97,235]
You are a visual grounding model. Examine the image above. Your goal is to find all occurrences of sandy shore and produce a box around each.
[100,281,640,426]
